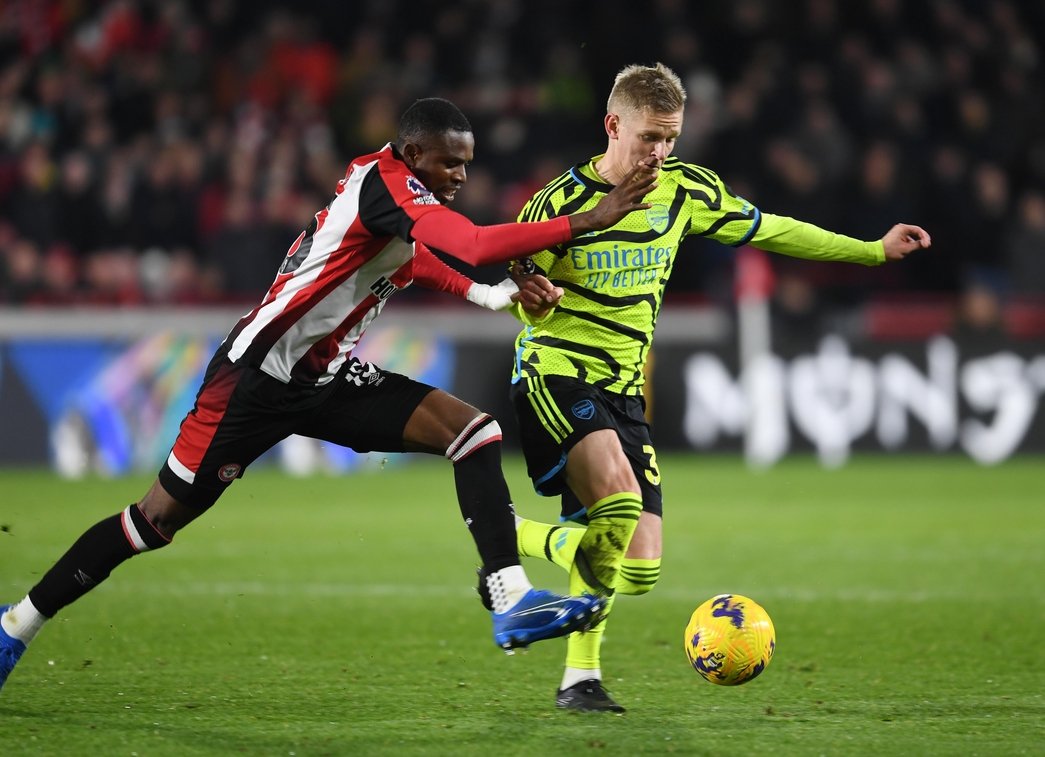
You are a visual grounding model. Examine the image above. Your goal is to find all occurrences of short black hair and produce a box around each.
[396,98,472,147]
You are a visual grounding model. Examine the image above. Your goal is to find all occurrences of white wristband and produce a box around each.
[466,278,519,310]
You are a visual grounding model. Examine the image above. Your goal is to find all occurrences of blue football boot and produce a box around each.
[490,588,605,653]
[0,605,28,693]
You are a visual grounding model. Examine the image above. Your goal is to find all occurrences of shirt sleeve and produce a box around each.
[751,213,885,265]
[410,242,472,298]
[361,155,575,265]
[410,211,573,267]
[357,161,446,241]
[680,164,762,246]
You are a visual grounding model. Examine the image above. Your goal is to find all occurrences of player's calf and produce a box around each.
[29,503,172,617]
[616,557,661,596]
[1,503,172,692]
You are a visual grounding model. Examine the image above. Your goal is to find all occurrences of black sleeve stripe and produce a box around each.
[520,171,575,222]
[669,164,731,211]
[693,209,758,238]
[358,166,414,241]
[686,184,724,210]
[672,161,719,188]
[535,171,576,218]
[689,165,721,186]
[733,209,762,246]
[557,182,600,216]
[664,158,723,191]
[518,193,544,223]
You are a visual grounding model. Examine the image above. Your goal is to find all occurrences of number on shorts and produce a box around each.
[643,444,661,485]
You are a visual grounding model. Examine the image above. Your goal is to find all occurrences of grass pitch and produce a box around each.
[1,455,1042,756]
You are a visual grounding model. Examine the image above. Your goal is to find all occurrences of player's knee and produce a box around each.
[445,413,502,463]
[122,504,173,553]
[616,557,661,596]
[138,479,206,539]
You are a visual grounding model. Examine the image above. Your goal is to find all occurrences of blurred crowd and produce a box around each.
[0,0,1043,324]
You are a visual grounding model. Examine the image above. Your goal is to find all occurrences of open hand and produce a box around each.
[568,157,659,236]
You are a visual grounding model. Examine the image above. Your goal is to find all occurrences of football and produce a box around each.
[684,594,776,686]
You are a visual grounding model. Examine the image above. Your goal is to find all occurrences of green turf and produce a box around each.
[1,455,1042,756]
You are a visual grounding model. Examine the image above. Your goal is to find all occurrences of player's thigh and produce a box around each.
[299,362,473,455]
[564,429,640,504]
[615,399,663,557]
[615,397,664,518]
[159,363,300,511]
[559,392,664,520]
[401,389,484,453]
[510,376,618,498]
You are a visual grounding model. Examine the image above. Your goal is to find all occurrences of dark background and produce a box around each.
[1,0,1043,336]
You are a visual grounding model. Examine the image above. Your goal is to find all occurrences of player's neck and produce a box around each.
[592,154,626,186]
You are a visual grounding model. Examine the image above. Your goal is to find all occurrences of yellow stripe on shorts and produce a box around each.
[525,376,572,443]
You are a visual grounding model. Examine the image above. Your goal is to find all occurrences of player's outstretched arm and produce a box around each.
[466,272,562,312]
[881,223,931,261]
[411,243,561,312]
[751,214,931,266]
[409,158,658,268]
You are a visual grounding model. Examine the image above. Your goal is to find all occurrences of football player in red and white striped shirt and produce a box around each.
[1,99,659,693]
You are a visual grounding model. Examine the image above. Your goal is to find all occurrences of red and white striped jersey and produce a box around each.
[220,143,574,387]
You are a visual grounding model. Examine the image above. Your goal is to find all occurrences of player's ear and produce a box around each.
[605,113,620,140]
[402,142,423,167]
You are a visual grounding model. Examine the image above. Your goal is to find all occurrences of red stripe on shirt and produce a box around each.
[170,361,242,472]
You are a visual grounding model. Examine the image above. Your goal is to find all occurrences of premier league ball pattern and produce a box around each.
[685,594,776,686]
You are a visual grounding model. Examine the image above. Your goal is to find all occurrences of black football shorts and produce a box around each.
[510,374,663,523]
[159,356,434,509]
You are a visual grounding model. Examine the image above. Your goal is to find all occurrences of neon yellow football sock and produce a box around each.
[570,492,642,595]
[616,556,661,596]
[564,556,660,672]
[565,592,617,670]
[516,517,583,572]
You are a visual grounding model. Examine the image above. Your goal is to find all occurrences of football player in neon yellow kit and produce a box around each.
[506,63,931,712]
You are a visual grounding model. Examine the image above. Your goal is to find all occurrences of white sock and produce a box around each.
[1,596,47,644]
[513,514,524,528]
[561,666,601,690]
[486,564,533,613]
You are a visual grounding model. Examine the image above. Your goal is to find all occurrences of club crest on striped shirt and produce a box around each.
[646,204,670,233]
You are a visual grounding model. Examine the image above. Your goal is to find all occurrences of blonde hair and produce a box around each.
[607,62,687,116]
